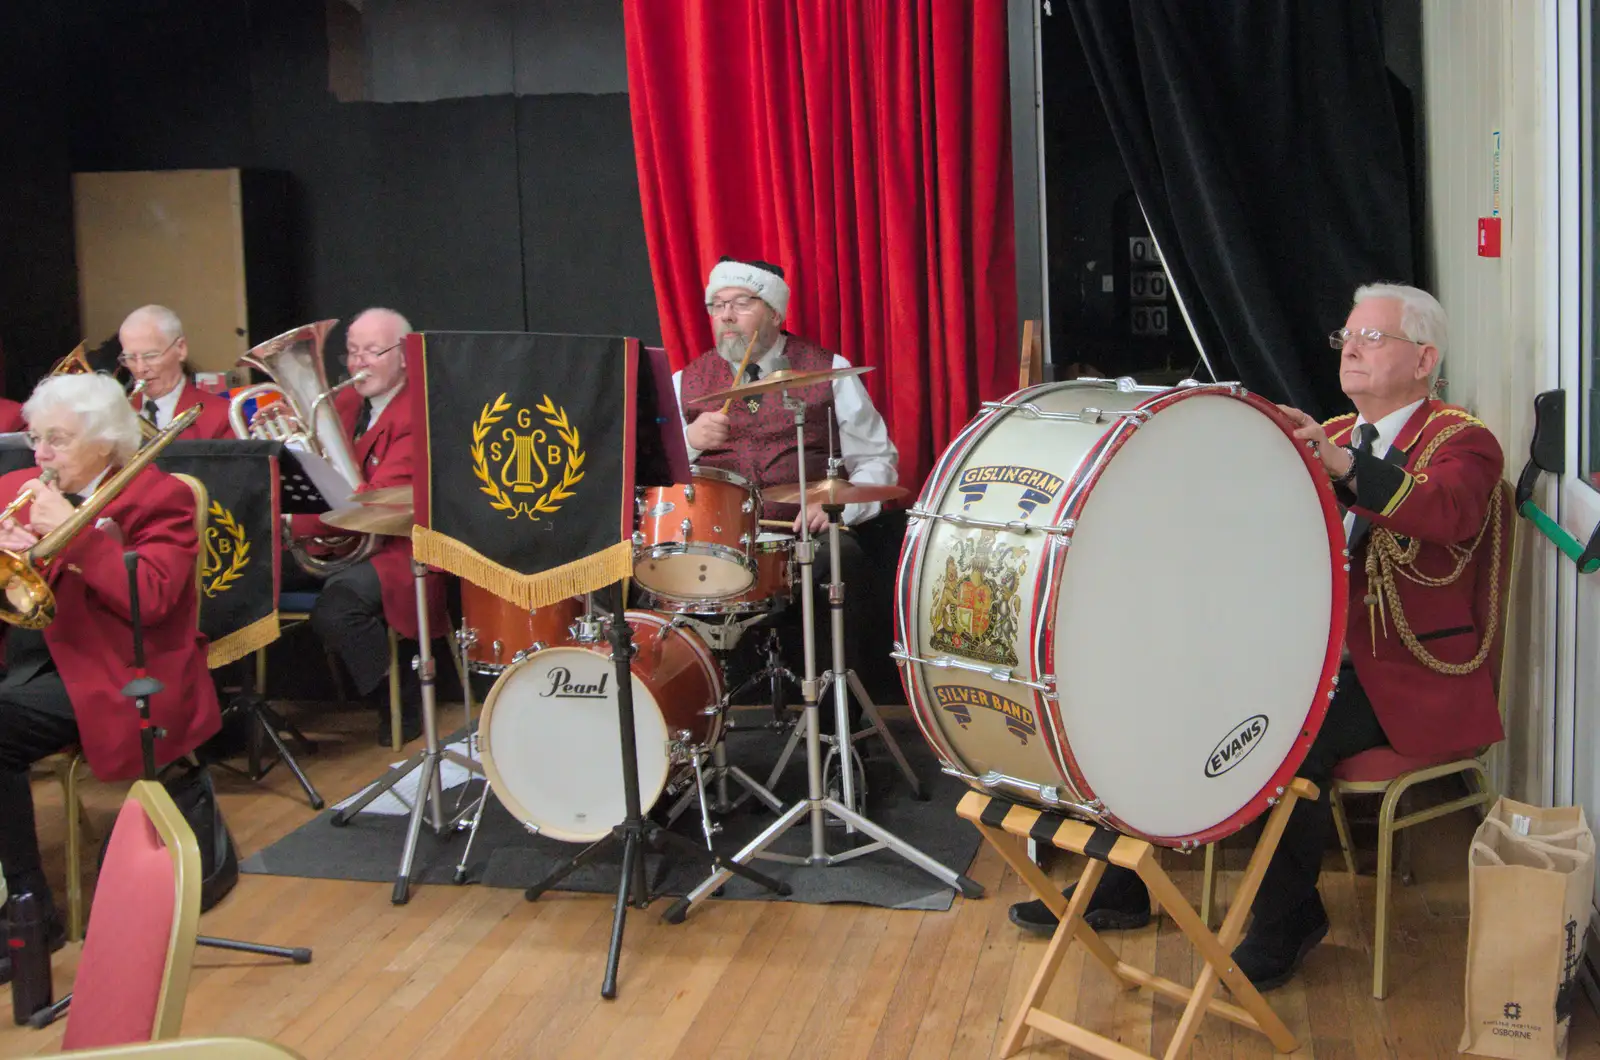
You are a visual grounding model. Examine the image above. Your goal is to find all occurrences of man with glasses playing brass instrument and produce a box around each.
[288,307,446,743]
[1009,283,1506,992]
[0,373,219,977]
[117,304,232,439]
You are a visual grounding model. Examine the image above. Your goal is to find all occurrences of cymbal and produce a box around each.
[349,485,412,506]
[762,479,909,507]
[323,503,414,537]
[693,365,874,404]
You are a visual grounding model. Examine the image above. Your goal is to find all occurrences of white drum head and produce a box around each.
[478,646,670,843]
[1051,392,1337,840]
[636,551,755,598]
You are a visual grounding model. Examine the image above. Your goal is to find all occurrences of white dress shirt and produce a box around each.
[1341,398,1425,542]
[671,334,899,525]
[365,384,401,430]
[143,377,187,429]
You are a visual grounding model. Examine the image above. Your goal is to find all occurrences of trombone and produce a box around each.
[0,404,201,629]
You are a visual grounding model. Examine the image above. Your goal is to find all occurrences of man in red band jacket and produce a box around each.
[287,307,446,743]
[1009,283,1506,991]
[118,305,233,439]
[0,372,220,977]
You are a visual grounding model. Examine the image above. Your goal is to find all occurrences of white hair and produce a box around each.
[351,307,413,335]
[1353,282,1447,385]
[120,304,185,344]
[23,373,143,464]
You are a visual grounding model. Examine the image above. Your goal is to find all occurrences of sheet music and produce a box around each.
[278,446,356,514]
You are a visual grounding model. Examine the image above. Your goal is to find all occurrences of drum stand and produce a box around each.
[664,395,983,924]
[521,581,790,999]
[957,781,1318,1059]
[330,561,480,905]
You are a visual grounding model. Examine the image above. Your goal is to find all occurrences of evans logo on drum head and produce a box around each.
[1205,715,1269,778]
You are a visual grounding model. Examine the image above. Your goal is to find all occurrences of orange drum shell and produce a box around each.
[634,470,758,597]
[602,611,724,747]
[461,582,584,671]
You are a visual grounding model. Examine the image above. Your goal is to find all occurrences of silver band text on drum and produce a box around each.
[932,684,1039,745]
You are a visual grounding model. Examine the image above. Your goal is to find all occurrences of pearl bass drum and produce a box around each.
[895,379,1348,847]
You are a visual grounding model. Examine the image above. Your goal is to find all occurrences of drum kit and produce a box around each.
[330,362,980,920]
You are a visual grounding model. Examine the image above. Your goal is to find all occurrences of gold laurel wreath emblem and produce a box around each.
[203,501,250,598]
[470,393,586,521]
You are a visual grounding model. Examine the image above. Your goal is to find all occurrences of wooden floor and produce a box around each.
[3,700,1597,1060]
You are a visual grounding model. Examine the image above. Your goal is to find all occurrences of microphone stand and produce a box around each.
[28,551,312,1029]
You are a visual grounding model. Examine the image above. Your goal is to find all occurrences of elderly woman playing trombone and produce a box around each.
[0,373,219,978]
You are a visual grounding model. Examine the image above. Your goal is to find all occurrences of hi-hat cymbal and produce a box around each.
[693,365,874,405]
[323,503,413,536]
[349,485,412,506]
[762,479,909,507]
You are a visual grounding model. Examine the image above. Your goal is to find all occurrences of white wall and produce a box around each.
[1422,0,1554,801]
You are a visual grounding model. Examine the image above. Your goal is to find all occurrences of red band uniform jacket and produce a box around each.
[131,380,233,440]
[0,399,22,434]
[289,382,447,640]
[0,465,221,780]
[1325,400,1507,757]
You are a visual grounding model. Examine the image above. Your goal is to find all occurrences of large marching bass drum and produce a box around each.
[895,379,1348,848]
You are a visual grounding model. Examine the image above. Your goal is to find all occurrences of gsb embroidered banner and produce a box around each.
[156,440,282,668]
[408,332,638,609]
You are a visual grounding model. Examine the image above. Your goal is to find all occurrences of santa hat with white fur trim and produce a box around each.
[705,257,790,318]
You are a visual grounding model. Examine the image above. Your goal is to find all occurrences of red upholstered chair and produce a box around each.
[59,780,202,1051]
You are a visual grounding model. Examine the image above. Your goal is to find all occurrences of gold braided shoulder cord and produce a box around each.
[1362,421,1506,676]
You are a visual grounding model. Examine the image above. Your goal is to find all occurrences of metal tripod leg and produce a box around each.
[393,562,447,904]
[453,778,494,884]
[839,669,924,799]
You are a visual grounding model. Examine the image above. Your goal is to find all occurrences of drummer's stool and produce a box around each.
[957,779,1318,1060]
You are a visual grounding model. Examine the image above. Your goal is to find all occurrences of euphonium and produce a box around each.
[0,404,202,629]
[227,320,379,577]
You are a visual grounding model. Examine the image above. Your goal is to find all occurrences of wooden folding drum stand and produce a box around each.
[957,777,1318,1059]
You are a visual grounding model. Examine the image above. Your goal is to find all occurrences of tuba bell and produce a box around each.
[228,320,379,577]
[0,404,202,629]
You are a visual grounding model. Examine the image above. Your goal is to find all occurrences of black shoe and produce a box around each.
[0,912,67,985]
[1008,865,1151,936]
[1231,893,1329,992]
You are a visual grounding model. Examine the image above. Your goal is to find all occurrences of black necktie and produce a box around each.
[744,363,761,382]
[742,363,761,412]
[1354,422,1379,457]
[353,398,373,441]
[142,400,158,428]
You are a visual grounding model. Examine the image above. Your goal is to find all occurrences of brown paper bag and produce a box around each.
[1459,797,1594,1058]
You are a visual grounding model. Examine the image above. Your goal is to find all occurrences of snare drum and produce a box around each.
[895,379,1347,847]
[634,467,759,600]
[458,582,584,675]
[477,610,724,843]
[642,533,796,615]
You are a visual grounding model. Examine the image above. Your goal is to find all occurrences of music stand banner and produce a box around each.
[156,440,282,668]
[409,332,637,609]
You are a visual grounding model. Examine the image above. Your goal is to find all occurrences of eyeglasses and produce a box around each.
[344,341,402,365]
[1328,327,1421,350]
[706,296,763,315]
[24,431,79,451]
[117,335,182,367]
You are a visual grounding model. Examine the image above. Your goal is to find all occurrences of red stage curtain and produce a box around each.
[624,0,1017,495]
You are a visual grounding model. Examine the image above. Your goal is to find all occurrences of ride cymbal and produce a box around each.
[762,479,909,507]
[692,365,874,405]
[323,503,414,537]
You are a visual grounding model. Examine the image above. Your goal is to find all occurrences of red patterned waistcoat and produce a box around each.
[680,334,839,522]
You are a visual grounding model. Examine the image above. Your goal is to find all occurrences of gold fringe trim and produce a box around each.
[207,610,281,669]
[413,526,634,610]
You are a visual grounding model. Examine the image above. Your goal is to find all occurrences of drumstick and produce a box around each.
[718,329,761,415]
[759,518,794,529]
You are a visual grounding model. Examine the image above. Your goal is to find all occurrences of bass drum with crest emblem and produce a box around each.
[894,379,1348,847]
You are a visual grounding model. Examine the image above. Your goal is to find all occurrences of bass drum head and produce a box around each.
[478,646,670,844]
[1050,390,1342,843]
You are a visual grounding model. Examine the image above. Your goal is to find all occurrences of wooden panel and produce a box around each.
[72,168,249,372]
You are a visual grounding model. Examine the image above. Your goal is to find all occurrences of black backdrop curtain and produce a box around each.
[1064,0,1415,419]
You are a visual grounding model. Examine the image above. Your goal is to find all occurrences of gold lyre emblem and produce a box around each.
[202,500,251,598]
[472,393,586,521]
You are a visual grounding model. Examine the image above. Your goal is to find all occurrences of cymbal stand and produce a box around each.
[330,561,478,904]
[664,389,983,925]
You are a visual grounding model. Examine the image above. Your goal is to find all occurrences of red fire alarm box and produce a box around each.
[1478,217,1502,257]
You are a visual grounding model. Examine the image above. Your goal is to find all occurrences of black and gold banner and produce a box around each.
[156,440,281,668]
[409,332,637,609]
